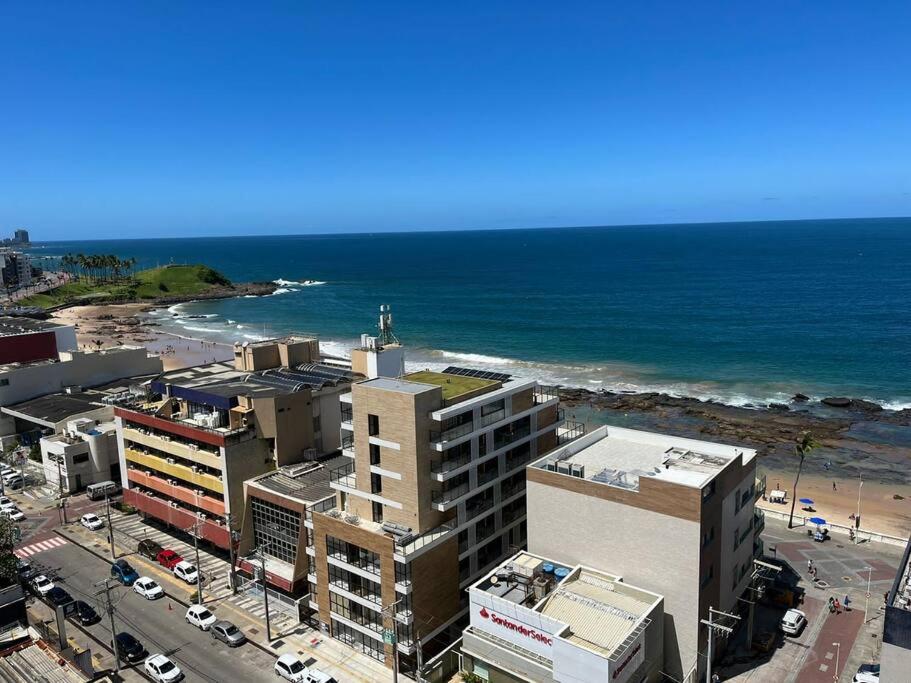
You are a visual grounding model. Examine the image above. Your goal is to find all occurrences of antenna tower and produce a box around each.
[378,304,400,346]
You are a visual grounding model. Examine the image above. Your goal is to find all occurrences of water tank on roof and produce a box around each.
[542,563,554,574]
[554,567,570,580]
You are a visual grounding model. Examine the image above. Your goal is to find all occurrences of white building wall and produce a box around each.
[719,471,758,612]
[526,480,701,681]
[0,347,162,406]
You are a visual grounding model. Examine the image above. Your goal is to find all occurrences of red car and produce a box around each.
[156,549,184,569]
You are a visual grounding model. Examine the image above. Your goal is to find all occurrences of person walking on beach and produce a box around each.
[833,481,837,492]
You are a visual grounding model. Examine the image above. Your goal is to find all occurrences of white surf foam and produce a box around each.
[272,278,326,287]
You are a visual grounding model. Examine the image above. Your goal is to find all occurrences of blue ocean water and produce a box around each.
[29,218,911,407]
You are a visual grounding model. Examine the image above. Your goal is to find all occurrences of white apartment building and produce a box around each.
[461,551,665,683]
[40,418,120,493]
[525,425,760,682]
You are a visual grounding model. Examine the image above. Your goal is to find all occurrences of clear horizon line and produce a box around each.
[27,213,911,244]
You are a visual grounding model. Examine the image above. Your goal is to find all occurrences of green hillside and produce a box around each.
[20,265,233,309]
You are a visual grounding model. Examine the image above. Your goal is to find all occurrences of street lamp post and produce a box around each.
[832,642,841,681]
[855,475,863,544]
[864,566,873,623]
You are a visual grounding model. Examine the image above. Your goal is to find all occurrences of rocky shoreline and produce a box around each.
[558,386,911,484]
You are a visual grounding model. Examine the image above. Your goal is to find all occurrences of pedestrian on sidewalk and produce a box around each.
[834,598,842,614]
[807,559,813,573]
[844,594,851,611]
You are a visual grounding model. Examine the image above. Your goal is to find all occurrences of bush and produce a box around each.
[112,502,138,515]
[28,444,41,463]
[158,282,169,292]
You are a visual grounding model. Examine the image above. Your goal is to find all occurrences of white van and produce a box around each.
[86,480,121,501]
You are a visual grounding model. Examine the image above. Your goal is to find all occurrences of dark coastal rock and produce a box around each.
[791,393,810,402]
[822,397,852,408]
[769,403,790,412]
[850,399,883,413]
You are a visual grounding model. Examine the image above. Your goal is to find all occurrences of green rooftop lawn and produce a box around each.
[19,265,232,309]
[404,370,498,401]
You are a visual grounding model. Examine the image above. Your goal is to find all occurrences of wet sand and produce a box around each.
[51,303,233,370]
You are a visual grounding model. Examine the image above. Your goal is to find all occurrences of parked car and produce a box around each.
[156,549,183,570]
[45,587,73,608]
[145,654,184,682]
[173,561,199,585]
[210,620,246,647]
[853,663,881,683]
[0,500,17,511]
[1,508,25,522]
[16,558,31,577]
[133,577,164,600]
[112,632,146,663]
[274,655,309,682]
[305,671,338,683]
[4,476,23,490]
[80,513,103,530]
[780,608,807,636]
[138,539,164,560]
[72,600,101,626]
[111,559,139,586]
[31,575,54,596]
[185,604,217,631]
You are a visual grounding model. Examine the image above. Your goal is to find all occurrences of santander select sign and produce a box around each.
[477,606,554,647]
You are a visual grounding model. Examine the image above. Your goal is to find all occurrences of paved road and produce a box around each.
[36,539,280,683]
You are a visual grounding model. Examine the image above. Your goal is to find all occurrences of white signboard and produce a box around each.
[469,597,556,660]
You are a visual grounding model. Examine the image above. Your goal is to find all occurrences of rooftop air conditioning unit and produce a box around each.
[166,458,175,464]
[188,444,198,451]
[191,465,198,472]
[196,489,205,496]
[169,501,179,508]
[196,512,206,519]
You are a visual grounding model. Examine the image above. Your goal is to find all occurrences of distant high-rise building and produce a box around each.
[13,229,29,245]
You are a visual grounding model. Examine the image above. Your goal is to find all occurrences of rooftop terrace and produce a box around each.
[403,370,499,402]
[533,424,755,490]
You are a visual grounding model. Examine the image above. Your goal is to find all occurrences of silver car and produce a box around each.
[210,620,247,647]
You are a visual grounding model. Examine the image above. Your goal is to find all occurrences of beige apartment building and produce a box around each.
[525,425,761,682]
[308,366,572,674]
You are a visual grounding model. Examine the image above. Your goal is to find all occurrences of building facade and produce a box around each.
[461,551,665,683]
[114,337,357,550]
[40,418,120,493]
[308,366,566,672]
[882,534,911,678]
[525,425,759,682]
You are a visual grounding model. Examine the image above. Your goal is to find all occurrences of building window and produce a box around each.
[326,536,381,575]
[733,527,740,550]
[732,564,739,591]
[370,473,382,495]
[702,526,715,547]
[734,488,741,514]
[369,444,381,465]
[702,481,716,502]
[329,592,384,633]
[371,501,383,524]
[395,561,411,585]
[0,379,9,386]
[368,414,380,436]
[331,619,385,662]
[701,564,714,588]
[313,415,321,434]
[251,497,301,565]
[72,453,90,464]
[327,564,382,603]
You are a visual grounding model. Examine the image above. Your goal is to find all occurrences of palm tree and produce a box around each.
[788,431,819,528]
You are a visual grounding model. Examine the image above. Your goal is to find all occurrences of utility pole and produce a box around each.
[186,518,204,605]
[56,457,68,525]
[381,599,403,683]
[855,475,863,544]
[95,578,120,672]
[225,512,238,594]
[701,606,739,683]
[253,542,273,641]
[103,491,115,559]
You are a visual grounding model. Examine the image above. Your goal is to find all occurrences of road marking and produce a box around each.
[14,536,67,558]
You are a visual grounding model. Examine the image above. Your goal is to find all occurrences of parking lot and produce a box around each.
[719,516,902,682]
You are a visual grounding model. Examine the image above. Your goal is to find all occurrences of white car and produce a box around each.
[80,513,104,530]
[2,508,24,522]
[853,663,880,682]
[133,577,164,600]
[780,608,807,635]
[144,654,184,682]
[173,561,199,584]
[32,575,54,595]
[185,604,217,630]
[0,500,16,511]
[274,654,308,682]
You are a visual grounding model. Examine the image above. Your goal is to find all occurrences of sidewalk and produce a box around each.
[59,515,391,682]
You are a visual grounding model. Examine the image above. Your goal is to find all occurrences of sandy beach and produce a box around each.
[51,303,233,370]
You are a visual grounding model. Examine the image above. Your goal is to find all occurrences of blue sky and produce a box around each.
[2,2,910,239]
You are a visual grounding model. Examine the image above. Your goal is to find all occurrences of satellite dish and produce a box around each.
[490,576,499,585]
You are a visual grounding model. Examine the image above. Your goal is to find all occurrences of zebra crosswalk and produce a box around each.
[15,536,67,558]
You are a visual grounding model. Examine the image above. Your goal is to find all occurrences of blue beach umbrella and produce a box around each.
[808,517,827,526]
[799,498,814,505]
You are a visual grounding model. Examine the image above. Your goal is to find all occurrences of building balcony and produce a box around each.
[341,434,355,457]
[122,426,221,469]
[557,421,585,444]
[432,481,470,509]
[534,386,559,404]
[124,448,224,494]
[754,509,765,536]
[430,451,472,477]
[123,488,230,549]
[126,469,225,516]
[329,460,357,491]
[115,405,255,448]
[429,420,475,447]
